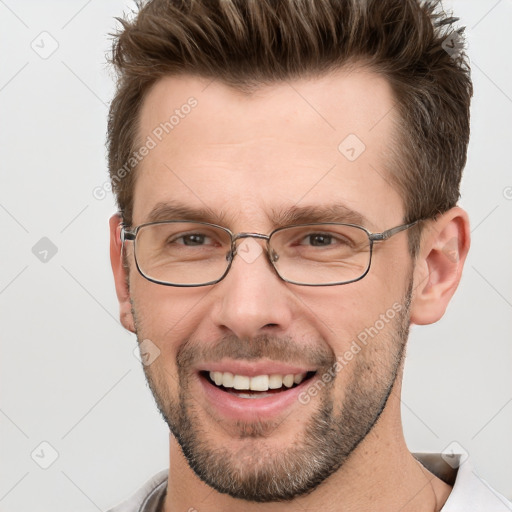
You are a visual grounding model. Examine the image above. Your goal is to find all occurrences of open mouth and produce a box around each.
[200,370,316,398]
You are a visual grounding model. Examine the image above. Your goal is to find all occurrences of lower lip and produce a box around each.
[199,373,314,422]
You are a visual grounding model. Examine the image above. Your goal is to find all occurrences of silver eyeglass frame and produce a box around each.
[121,219,420,287]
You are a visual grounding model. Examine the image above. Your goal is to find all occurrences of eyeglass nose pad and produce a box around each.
[270,248,279,262]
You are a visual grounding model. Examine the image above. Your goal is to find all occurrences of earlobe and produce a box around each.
[410,207,470,325]
[109,214,136,333]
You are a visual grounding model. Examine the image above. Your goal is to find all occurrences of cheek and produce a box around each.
[296,282,402,350]
[132,276,209,329]
[296,283,407,401]
[326,315,406,416]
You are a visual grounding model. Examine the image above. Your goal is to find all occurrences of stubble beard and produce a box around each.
[133,283,412,502]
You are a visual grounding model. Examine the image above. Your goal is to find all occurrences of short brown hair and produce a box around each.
[107,0,472,254]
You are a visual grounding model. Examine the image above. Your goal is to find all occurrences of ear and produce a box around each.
[109,213,136,333]
[410,207,470,325]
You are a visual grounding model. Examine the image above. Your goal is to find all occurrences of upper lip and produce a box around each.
[197,360,316,377]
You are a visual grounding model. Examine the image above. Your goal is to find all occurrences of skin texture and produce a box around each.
[110,69,470,511]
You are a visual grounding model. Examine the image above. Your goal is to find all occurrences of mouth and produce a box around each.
[197,365,318,422]
[201,370,317,399]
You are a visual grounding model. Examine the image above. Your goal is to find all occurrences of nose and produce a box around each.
[211,236,294,339]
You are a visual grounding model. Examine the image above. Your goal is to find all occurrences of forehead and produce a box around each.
[133,69,403,230]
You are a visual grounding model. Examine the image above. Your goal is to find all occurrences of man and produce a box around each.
[106,0,511,510]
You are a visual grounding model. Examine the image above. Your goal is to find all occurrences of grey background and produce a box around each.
[0,0,510,510]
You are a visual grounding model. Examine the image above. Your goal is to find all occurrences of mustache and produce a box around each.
[176,334,335,370]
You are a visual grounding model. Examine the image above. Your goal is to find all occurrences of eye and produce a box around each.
[173,233,212,246]
[165,232,222,247]
[305,234,335,247]
[298,232,350,247]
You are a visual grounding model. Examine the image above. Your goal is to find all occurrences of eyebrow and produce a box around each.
[145,201,229,225]
[144,201,371,229]
[270,204,369,228]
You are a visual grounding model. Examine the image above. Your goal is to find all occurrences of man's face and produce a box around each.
[125,69,415,501]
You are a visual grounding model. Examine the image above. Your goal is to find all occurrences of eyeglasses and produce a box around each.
[121,220,419,287]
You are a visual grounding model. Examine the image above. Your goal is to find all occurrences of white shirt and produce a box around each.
[107,454,512,511]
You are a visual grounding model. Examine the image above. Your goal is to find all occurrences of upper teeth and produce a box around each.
[209,371,306,391]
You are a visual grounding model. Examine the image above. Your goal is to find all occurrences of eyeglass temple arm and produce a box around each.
[120,227,136,243]
[369,220,419,242]
[120,221,420,244]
